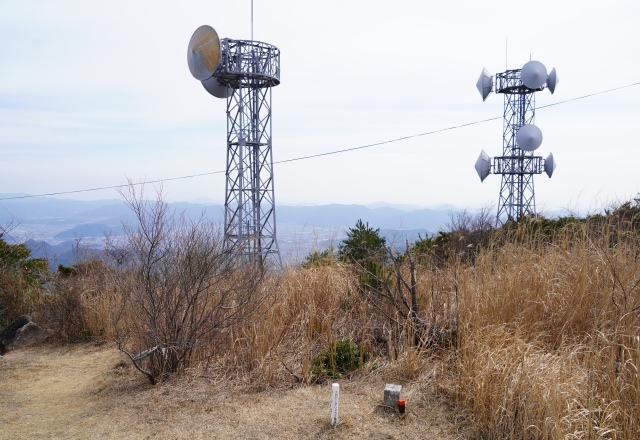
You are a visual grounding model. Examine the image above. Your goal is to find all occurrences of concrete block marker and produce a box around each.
[384,383,402,408]
[331,383,340,425]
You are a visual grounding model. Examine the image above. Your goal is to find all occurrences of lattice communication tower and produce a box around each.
[474,60,559,224]
[188,25,281,267]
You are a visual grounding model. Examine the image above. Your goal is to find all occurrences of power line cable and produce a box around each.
[275,116,501,164]
[271,81,640,165]
[538,82,640,109]
[0,171,226,201]
[1,81,638,202]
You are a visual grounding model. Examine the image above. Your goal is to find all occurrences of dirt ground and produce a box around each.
[0,343,474,439]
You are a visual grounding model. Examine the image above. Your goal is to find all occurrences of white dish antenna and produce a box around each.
[202,76,232,98]
[544,152,556,177]
[476,68,493,101]
[475,150,491,182]
[187,25,221,81]
[521,60,547,90]
[547,67,559,94]
[516,124,543,151]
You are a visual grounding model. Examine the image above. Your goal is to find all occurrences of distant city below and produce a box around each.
[0,195,466,267]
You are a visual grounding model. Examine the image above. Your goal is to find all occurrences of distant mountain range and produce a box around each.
[0,195,456,266]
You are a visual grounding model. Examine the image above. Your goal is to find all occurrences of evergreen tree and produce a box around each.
[338,219,386,263]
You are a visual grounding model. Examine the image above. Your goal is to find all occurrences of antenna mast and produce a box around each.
[187,24,282,268]
[474,60,559,224]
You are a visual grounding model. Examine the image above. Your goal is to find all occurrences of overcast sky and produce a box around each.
[1,1,638,214]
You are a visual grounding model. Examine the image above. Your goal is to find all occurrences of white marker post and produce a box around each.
[331,383,340,426]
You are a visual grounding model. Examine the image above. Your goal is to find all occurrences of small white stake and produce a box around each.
[331,383,340,425]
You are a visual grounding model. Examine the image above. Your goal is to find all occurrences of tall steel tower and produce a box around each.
[187,25,281,267]
[475,61,559,224]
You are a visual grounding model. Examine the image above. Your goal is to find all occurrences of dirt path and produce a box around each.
[0,344,472,439]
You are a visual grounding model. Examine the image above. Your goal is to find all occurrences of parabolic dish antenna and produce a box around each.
[547,67,559,94]
[521,60,547,90]
[202,76,232,98]
[475,150,491,182]
[187,25,221,81]
[516,124,543,151]
[544,152,556,177]
[476,68,493,101]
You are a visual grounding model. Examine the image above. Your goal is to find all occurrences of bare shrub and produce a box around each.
[347,244,459,358]
[107,184,268,384]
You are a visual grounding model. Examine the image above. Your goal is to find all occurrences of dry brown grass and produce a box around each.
[206,263,459,389]
[0,343,473,439]
[449,221,640,439]
[209,265,367,388]
[44,259,116,342]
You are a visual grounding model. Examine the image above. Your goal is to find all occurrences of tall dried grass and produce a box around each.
[207,265,365,387]
[198,251,462,391]
[451,218,640,439]
[45,259,116,342]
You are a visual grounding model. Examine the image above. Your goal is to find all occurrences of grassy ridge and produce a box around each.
[3,206,640,438]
